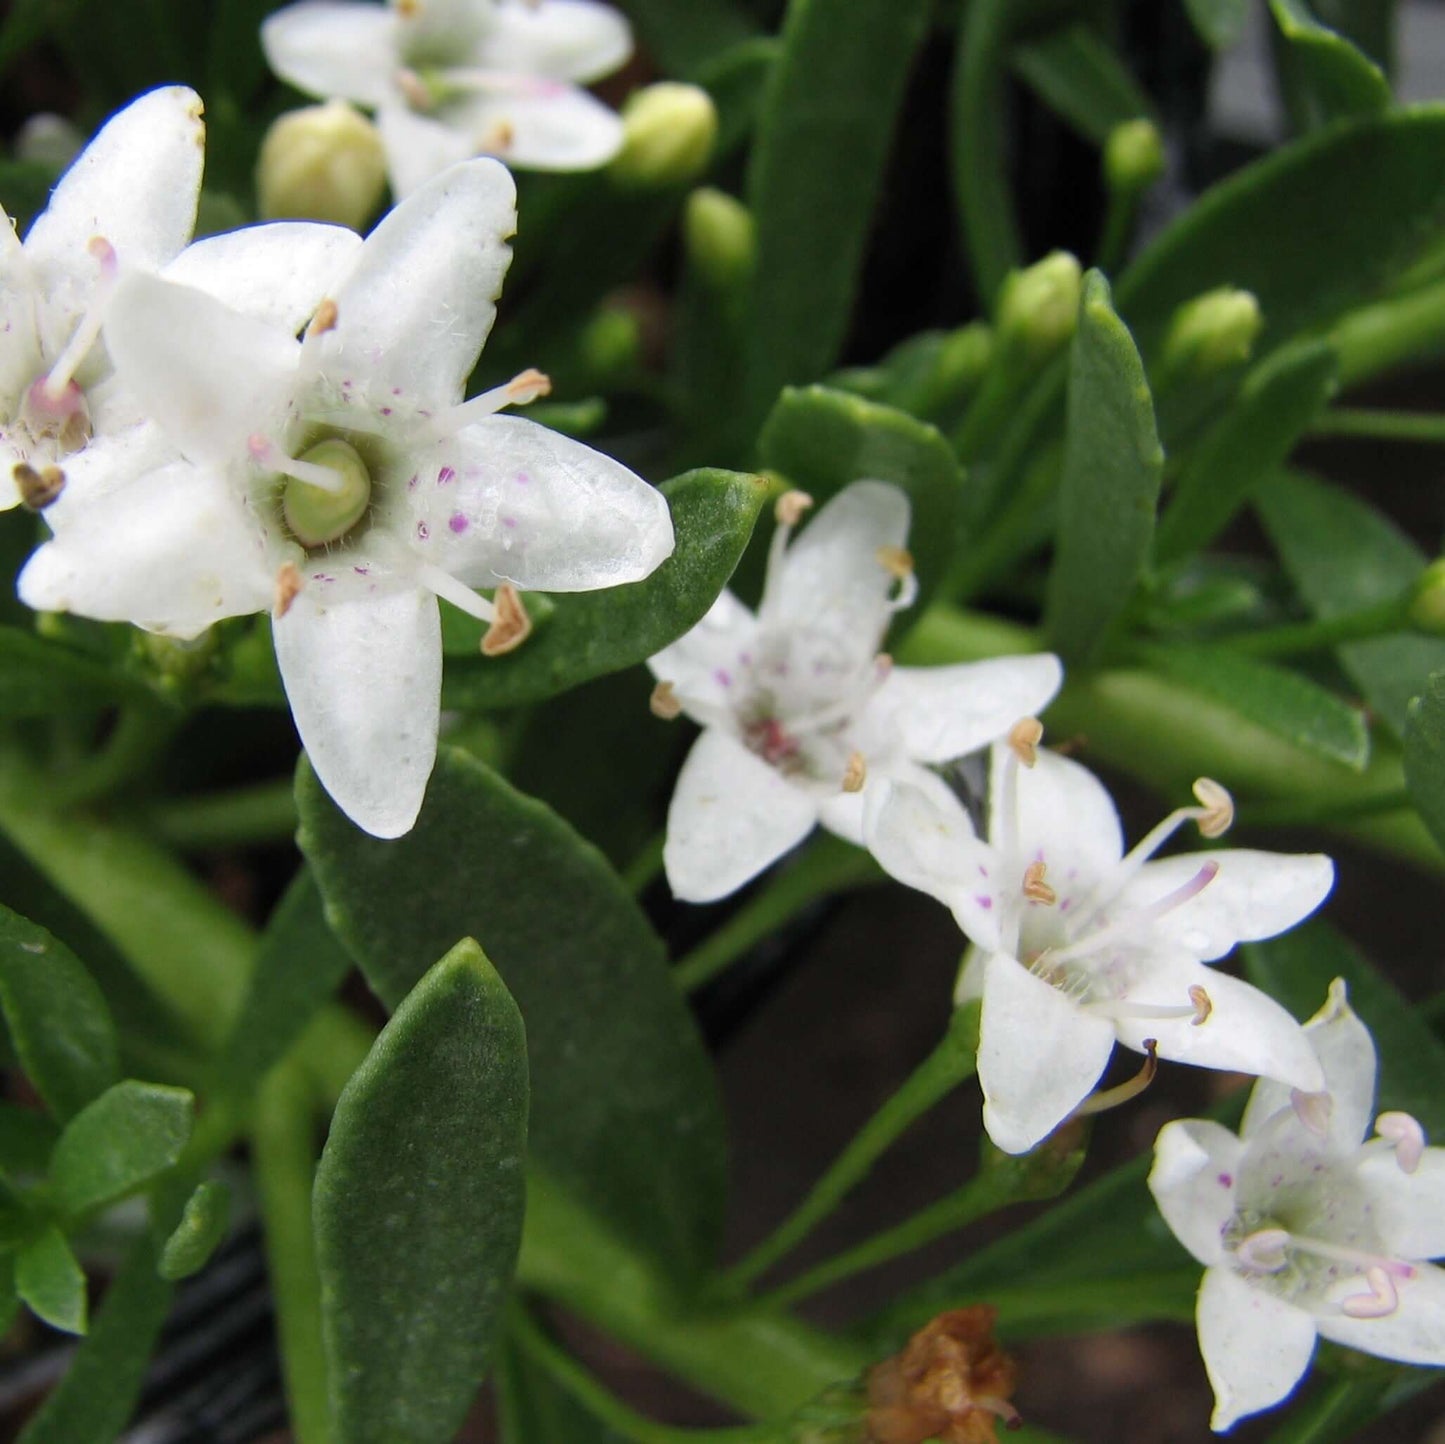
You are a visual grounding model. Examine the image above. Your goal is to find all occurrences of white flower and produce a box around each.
[646,481,1063,903]
[261,0,632,196]
[19,157,673,839]
[1150,980,1445,1430]
[866,744,1333,1153]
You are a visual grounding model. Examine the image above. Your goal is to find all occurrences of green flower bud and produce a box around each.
[578,306,643,383]
[1409,560,1445,635]
[1103,117,1166,195]
[610,83,718,189]
[684,186,756,288]
[1160,286,1263,382]
[283,438,372,548]
[256,102,387,230]
[996,251,1083,370]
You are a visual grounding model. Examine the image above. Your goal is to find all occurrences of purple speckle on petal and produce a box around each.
[448,513,469,534]
[312,573,334,584]
[353,565,370,576]
[391,386,402,396]
[407,472,420,490]
[714,668,732,688]
[437,465,456,486]
[978,865,989,878]
[975,895,993,910]
[1059,898,1072,913]
[416,521,430,542]
[502,515,517,528]
[380,406,392,416]
[1218,1173,1233,1188]
[514,471,530,485]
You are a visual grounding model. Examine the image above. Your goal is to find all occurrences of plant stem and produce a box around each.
[1329,276,1445,388]
[621,830,665,896]
[1235,789,1412,829]
[1215,597,1409,658]
[1094,185,1136,277]
[725,1005,981,1291]
[140,778,300,850]
[1308,407,1445,443]
[50,703,180,808]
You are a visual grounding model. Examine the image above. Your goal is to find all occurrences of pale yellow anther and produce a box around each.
[396,68,432,109]
[481,583,532,656]
[1192,777,1234,838]
[1007,717,1044,767]
[13,461,64,510]
[1189,985,1213,1027]
[842,751,867,793]
[273,562,303,619]
[396,0,419,15]
[480,120,517,154]
[649,680,681,720]
[774,489,813,527]
[876,544,914,580]
[506,368,552,405]
[307,298,339,337]
[1022,860,1056,905]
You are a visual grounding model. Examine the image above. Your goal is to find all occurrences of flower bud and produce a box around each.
[1103,117,1165,196]
[578,305,643,382]
[610,83,718,189]
[14,113,83,172]
[256,101,387,229]
[684,186,756,288]
[1409,560,1445,635]
[995,251,1082,371]
[1159,286,1263,383]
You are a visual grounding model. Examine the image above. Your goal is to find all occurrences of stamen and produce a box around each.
[273,562,303,619]
[1244,1228,1418,1282]
[1192,777,1234,838]
[774,489,813,527]
[1084,992,1210,1025]
[650,680,681,720]
[1375,1112,1426,1174]
[251,435,346,494]
[413,561,497,623]
[482,583,531,656]
[1189,984,1212,1026]
[39,236,117,400]
[1235,1228,1290,1273]
[396,67,435,109]
[478,119,516,154]
[1021,860,1056,905]
[1291,1089,1332,1138]
[1007,717,1042,767]
[876,544,913,580]
[1051,861,1219,965]
[12,461,64,510]
[307,299,339,337]
[1341,1267,1401,1320]
[1071,1039,1157,1118]
[423,369,551,439]
[842,751,867,793]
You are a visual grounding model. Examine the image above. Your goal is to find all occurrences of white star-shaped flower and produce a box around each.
[18,157,673,839]
[261,0,632,197]
[1150,979,1445,1430]
[866,742,1333,1153]
[646,481,1063,903]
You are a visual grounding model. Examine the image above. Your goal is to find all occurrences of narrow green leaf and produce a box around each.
[496,1332,629,1444]
[1155,339,1337,563]
[744,0,932,417]
[614,0,757,77]
[50,1081,193,1219]
[1270,0,1391,129]
[298,748,726,1279]
[1182,0,1247,48]
[1045,270,1164,664]
[0,628,144,719]
[315,940,528,1444]
[159,1180,231,1281]
[440,469,767,710]
[1141,644,1369,769]
[0,904,119,1123]
[1012,23,1155,145]
[1405,673,1445,855]
[16,1227,87,1335]
[1257,470,1445,738]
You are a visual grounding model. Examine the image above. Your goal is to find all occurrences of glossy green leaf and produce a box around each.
[1182,0,1247,47]
[1270,0,1390,129]
[757,385,964,626]
[0,904,119,1123]
[1045,271,1164,664]
[440,470,767,710]
[50,1081,193,1219]
[743,0,933,419]
[159,1180,231,1281]
[1012,23,1155,145]
[0,1103,57,1186]
[0,628,145,718]
[1117,109,1445,363]
[298,748,726,1279]
[1154,339,1337,563]
[16,1226,86,1334]
[315,940,528,1444]
[1140,644,1369,769]
[1244,920,1445,1136]
[1257,470,1445,738]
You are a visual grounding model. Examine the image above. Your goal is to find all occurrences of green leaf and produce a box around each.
[1140,644,1369,769]
[0,628,145,719]
[1012,23,1155,145]
[496,1332,628,1444]
[1044,271,1164,664]
[1154,339,1337,564]
[614,0,758,77]
[440,469,767,710]
[1182,0,1247,47]
[50,1081,193,1219]
[158,1180,231,1281]
[743,0,933,419]
[1244,920,1445,1136]
[0,1103,57,1186]
[757,385,964,627]
[298,748,726,1279]
[1257,470,1445,738]
[315,940,528,1444]
[16,1226,87,1334]
[1270,0,1391,129]
[0,904,119,1123]
[1406,671,1445,861]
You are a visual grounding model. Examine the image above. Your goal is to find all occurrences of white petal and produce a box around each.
[409,415,672,590]
[1316,1261,1445,1367]
[40,419,178,515]
[0,220,41,410]
[1113,958,1325,1095]
[393,0,491,57]
[25,87,204,277]
[663,728,818,904]
[1197,1267,1316,1430]
[376,100,475,199]
[442,84,625,171]
[1122,851,1335,963]
[863,653,1063,764]
[1359,1150,1445,1260]
[162,222,363,333]
[994,742,1124,882]
[647,589,759,718]
[977,951,1116,1154]
[104,272,299,469]
[261,3,400,107]
[330,156,515,404]
[18,462,277,637]
[864,777,1004,952]
[1149,1119,1245,1269]
[275,584,441,838]
[820,757,960,849]
[479,0,632,81]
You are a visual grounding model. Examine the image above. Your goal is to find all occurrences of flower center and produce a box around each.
[280,438,373,549]
[1230,1224,1416,1317]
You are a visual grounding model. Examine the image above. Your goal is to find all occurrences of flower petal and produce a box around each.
[994,742,1124,884]
[1358,1149,1445,1260]
[977,950,1116,1154]
[1316,1261,1445,1367]
[274,584,441,838]
[479,0,632,82]
[411,415,673,590]
[25,87,204,278]
[162,222,364,333]
[1122,850,1335,963]
[647,589,759,719]
[1197,1267,1316,1431]
[663,728,819,903]
[261,3,400,107]
[863,653,1063,764]
[394,0,491,58]
[1149,1119,1244,1269]
[329,156,515,404]
[376,100,475,199]
[820,756,960,849]
[439,84,625,171]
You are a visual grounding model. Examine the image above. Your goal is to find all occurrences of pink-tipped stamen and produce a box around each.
[1049,861,1219,966]
[249,435,347,494]
[1341,1267,1401,1320]
[423,369,551,441]
[39,236,118,401]
[1375,1111,1426,1174]
[1291,1089,1333,1138]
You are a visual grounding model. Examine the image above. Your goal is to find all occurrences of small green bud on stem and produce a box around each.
[610,83,718,189]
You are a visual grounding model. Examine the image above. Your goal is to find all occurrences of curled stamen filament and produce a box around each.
[1341,1267,1402,1320]
[1375,1111,1426,1174]
[41,237,118,399]
[1071,1039,1158,1118]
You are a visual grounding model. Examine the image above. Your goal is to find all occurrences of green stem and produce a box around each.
[254,1062,332,1444]
[140,778,300,850]
[1211,596,1410,659]
[1235,788,1412,830]
[1094,185,1135,277]
[1308,406,1445,444]
[726,1004,981,1292]
[673,836,881,994]
[50,703,180,808]
[1329,276,1445,388]
[621,830,665,896]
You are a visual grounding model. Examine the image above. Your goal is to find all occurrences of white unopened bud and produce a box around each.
[257,102,387,229]
[611,83,718,189]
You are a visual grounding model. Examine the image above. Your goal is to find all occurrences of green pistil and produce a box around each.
[282,438,372,548]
